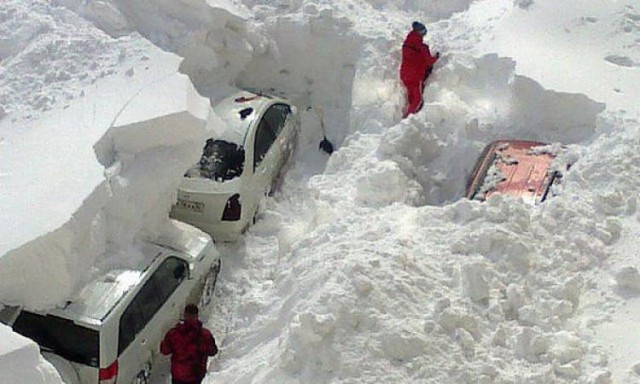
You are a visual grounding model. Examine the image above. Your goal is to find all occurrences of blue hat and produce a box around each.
[412,21,427,36]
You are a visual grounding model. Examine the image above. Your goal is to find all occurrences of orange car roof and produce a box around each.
[467,140,557,204]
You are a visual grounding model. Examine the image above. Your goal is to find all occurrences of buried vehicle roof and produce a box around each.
[209,90,282,146]
[466,140,565,205]
[15,230,214,325]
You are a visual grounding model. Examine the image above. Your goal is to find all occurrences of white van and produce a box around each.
[0,233,220,384]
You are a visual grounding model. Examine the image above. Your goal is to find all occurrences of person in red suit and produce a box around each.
[161,304,218,384]
[400,21,440,117]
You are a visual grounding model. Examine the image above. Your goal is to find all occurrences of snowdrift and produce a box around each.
[2,0,640,383]
[0,64,215,308]
[0,323,61,384]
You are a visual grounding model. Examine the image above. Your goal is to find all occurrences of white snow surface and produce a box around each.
[0,323,62,384]
[1,0,640,383]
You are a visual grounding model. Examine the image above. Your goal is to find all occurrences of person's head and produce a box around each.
[412,21,427,37]
[184,304,199,321]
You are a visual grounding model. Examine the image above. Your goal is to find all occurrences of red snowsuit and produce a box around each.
[400,30,439,117]
[160,319,218,384]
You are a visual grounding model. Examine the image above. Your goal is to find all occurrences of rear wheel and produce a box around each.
[41,353,80,384]
[133,372,147,384]
[133,362,151,384]
[199,260,221,308]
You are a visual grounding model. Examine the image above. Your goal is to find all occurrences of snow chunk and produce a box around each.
[281,312,340,375]
[460,261,490,304]
[0,324,62,384]
[381,322,429,361]
[95,72,211,166]
[355,160,412,207]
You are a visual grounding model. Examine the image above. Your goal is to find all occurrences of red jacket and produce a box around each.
[160,319,218,382]
[400,30,438,83]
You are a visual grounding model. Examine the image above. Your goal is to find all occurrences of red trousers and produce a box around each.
[402,78,424,118]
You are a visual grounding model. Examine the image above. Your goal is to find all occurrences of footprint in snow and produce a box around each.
[581,16,598,23]
[604,55,637,67]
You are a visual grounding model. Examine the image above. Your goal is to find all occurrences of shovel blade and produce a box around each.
[319,137,334,154]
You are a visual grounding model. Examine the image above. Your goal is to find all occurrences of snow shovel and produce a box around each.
[315,107,334,155]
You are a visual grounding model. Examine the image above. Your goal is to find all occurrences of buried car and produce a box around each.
[170,90,300,241]
[465,139,566,205]
[0,228,221,384]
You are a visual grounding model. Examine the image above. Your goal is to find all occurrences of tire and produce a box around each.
[199,260,221,308]
[133,363,151,384]
[133,372,148,384]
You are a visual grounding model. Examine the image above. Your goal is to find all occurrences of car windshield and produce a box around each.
[187,139,245,181]
[12,311,99,367]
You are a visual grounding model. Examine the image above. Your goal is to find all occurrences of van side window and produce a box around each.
[118,257,188,354]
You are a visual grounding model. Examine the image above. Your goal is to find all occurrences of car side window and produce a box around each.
[118,256,188,354]
[264,103,291,137]
[253,104,291,169]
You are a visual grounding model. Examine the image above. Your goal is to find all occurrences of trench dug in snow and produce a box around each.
[109,4,621,384]
[176,14,605,208]
[379,53,607,206]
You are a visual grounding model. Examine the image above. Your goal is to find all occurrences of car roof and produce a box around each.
[30,233,214,325]
[209,89,288,146]
[61,269,144,325]
[467,140,557,204]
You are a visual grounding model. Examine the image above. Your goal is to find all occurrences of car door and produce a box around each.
[117,256,191,383]
[142,256,192,359]
[256,104,292,183]
[245,106,280,215]
[268,103,295,171]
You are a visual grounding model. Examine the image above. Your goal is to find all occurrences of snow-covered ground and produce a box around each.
[1,0,640,383]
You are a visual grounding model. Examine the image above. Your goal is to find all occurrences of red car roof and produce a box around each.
[466,140,558,204]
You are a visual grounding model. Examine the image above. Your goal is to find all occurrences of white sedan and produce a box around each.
[170,90,299,241]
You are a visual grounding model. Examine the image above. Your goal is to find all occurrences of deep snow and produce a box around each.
[1,0,640,383]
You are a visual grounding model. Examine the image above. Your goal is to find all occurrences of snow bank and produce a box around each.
[363,0,474,20]
[0,324,62,384]
[0,8,217,308]
[0,69,215,309]
[377,53,605,205]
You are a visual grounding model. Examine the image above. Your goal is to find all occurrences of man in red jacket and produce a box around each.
[161,304,218,384]
[400,21,440,117]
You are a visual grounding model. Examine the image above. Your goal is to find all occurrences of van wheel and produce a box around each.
[132,361,151,384]
[133,369,149,384]
[199,260,221,308]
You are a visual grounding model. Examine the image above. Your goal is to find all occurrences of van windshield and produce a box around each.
[13,311,99,367]
[186,139,245,181]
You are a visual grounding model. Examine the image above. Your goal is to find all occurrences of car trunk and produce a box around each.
[171,177,240,234]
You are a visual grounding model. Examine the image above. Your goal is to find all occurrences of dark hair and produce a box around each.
[412,21,427,35]
[185,304,199,316]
